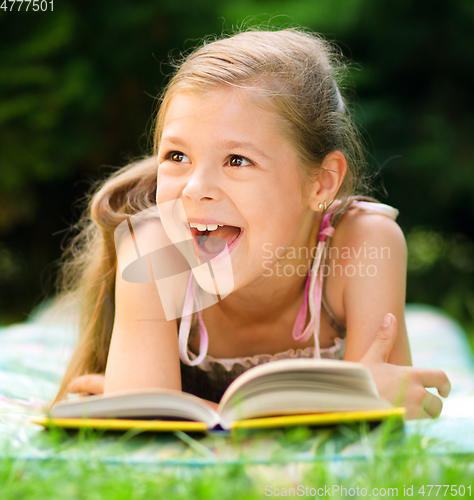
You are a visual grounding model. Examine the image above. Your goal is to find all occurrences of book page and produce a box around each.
[218,358,377,412]
[50,388,222,428]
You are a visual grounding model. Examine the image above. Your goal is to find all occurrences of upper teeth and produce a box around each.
[189,222,223,231]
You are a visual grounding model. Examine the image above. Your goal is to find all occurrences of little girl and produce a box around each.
[54,28,450,419]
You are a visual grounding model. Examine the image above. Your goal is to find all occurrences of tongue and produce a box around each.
[211,225,241,244]
[202,235,225,253]
[197,226,241,254]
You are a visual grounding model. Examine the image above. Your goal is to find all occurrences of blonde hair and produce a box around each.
[50,156,158,405]
[52,27,369,406]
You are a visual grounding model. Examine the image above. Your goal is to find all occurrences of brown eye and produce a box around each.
[228,155,251,167]
[170,152,185,162]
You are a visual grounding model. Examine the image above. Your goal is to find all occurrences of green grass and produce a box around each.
[1,420,473,499]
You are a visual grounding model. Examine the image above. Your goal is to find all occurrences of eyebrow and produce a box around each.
[161,136,271,161]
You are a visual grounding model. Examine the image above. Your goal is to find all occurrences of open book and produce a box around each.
[31,359,405,432]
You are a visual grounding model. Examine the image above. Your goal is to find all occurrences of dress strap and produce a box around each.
[178,273,209,366]
[291,269,312,341]
[291,212,335,357]
[350,200,399,220]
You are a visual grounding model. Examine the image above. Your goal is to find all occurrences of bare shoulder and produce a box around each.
[324,205,410,364]
[322,204,407,325]
[331,205,406,257]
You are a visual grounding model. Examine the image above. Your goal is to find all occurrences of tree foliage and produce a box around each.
[0,0,472,326]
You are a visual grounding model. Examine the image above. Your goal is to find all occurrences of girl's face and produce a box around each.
[157,88,316,291]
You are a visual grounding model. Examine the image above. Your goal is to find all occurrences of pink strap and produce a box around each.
[291,269,312,341]
[318,213,335,242]
[178,273,209,366]
[291,212,334,344]
[310,267,323,359]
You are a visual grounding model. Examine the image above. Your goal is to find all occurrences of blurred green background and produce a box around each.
[0,0,473,341]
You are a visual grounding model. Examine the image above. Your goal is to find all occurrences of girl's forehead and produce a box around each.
[165,90,228,117]
[162,87,285,132]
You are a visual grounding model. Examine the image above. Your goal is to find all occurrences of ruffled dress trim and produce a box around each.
[192,337,346,372]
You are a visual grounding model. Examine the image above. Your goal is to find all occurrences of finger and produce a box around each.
[67,375,90,393]
[423,391,443,419]
[363,313,398,364]
[68,376,82,392]
[67,374,105,395]
[67,379,81,393]
[420,369,451,398]
[405,406,431,420]
[81,374,105,394]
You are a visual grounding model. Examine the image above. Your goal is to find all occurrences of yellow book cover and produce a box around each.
[30,407,405,433]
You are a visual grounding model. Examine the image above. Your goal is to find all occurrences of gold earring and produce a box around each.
[318,201,328,210]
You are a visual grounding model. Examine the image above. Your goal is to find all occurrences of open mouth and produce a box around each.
[188,224,243,256]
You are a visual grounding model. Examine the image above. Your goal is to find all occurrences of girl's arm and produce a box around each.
[104,218,182,393]
[103,267,182,393]
[333,209,410,365]
[329,209,450,418]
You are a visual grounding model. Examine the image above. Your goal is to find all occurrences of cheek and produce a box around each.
[260,200,306,252]
[246,193,303,247]
[255,178,305,224]
[157,170,181,204]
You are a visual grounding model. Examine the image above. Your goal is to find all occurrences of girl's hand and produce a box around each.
[360,313,451,419]
[66,374,219,410]
[67,374,105,396]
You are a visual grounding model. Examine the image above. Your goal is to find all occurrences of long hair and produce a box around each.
[51,156,157,405]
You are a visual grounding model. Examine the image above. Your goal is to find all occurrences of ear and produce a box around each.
[307,151,347,211]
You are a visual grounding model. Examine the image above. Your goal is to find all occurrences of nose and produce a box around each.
[182,164,220,203]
